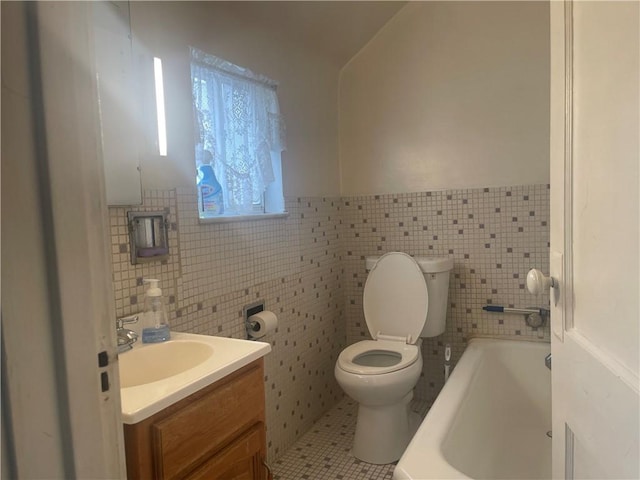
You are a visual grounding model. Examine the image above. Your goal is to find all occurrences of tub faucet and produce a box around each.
[545,353,552,370]
[117,315,139,353]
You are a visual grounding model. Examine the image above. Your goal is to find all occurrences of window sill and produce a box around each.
[198,212,289,225]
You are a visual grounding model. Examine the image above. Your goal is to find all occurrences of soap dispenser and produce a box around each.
[141,278,170,343]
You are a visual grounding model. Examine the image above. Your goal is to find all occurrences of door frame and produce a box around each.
[2,3,125,477]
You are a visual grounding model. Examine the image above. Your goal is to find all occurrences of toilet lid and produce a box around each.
[363,252,429,343]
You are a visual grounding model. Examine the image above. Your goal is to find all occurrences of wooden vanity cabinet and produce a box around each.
[123,359,270,480]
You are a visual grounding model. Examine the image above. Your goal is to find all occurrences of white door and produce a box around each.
[1,2,125,477]
[549,1,639,478]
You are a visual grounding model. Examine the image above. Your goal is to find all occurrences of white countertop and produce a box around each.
[119,332,271,424]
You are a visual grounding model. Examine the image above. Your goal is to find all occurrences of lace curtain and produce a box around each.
[191,47,286,215]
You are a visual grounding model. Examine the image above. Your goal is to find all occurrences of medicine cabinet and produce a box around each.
[93,1,142,205]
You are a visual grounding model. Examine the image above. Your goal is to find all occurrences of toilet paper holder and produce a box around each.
[243,300,265,340]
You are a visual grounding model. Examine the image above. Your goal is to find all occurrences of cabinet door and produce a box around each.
[92,1,142,205]
[186,423,266,480]
[152,364,264,478]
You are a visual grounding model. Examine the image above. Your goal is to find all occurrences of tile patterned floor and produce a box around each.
[272,397,430,480]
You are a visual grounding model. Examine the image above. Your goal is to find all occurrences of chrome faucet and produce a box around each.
[116,315,139,353]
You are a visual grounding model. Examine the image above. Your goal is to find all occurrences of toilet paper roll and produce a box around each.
[248,310,278,339]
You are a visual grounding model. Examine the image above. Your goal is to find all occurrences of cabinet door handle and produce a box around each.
[262,458,273,480]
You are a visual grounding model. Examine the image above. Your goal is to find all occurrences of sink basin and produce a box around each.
[118,332,271,424]
[119,340,214,388]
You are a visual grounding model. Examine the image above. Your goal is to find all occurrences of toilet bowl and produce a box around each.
[335,252,453,465]
[336,339,422,406]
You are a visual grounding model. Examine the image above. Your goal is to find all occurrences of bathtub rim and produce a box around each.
[393,336,551,480]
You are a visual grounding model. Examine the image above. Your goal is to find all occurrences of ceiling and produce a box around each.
[221,1,407,67]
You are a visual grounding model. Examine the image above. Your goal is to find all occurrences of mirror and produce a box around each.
[93,1,142,205]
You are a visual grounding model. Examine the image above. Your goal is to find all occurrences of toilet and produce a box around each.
[335,252,453,465]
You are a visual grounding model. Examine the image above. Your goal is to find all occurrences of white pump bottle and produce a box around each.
[141,278,170,343]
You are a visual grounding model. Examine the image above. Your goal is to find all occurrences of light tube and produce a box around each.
[153,57,167,156]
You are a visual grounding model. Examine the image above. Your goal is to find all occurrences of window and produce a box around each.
[190,47,286,220]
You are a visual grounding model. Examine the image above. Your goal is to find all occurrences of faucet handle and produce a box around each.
[116,314,139,329]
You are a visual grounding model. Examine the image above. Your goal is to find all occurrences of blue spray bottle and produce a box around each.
[197,150,224,216]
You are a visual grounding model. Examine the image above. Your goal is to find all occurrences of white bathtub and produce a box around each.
[394,338,551,480]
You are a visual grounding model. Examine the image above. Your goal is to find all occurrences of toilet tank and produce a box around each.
[365,255,453,337]
[415,257,453,337]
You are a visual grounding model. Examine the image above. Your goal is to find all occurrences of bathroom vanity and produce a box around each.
[124,360,268,479]
[119,333,271,479]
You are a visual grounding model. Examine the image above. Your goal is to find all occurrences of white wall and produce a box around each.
[339,1,550,195]
[129,2,341,197]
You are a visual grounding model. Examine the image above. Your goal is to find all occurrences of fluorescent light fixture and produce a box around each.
[153,57,167,156]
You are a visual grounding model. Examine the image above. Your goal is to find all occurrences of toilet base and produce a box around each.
[351,392,416,465]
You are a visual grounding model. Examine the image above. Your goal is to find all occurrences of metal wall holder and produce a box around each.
[482,305,550,329]
[243,300,265,340]
[127,211,170,265]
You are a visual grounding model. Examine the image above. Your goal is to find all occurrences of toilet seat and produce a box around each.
[363,252,429,343]
[337,253,429,376]
[338,340,420,375]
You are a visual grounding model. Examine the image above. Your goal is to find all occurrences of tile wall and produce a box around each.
[341,184,551,403]
[109,190,346,459]
[108,183,550,460]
